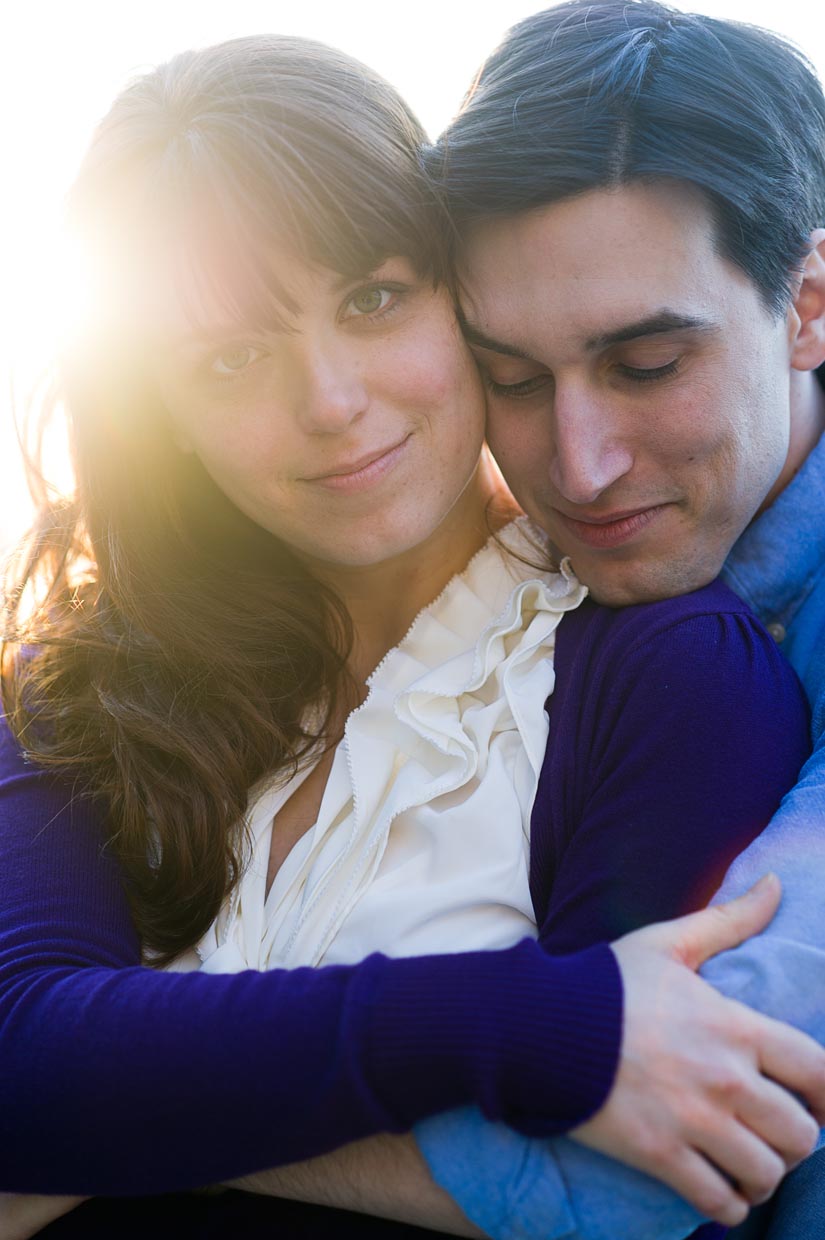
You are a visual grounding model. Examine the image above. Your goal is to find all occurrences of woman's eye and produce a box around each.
[346,286,394,317]
[210,345,261,377]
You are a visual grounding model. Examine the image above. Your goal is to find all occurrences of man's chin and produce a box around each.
[566,554,723,609]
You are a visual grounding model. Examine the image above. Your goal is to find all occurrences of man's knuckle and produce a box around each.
[678,1094,713,1134]
[695,1181,736,1220]
[749,1161,784,1203]
[638,1128,677,1169]
[709,1066,749,1106]
[786,1115,819,1162]
[718,1003,755,1052]
[725,1198,751,1228]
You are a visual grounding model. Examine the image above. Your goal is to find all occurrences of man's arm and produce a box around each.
[0,1141,471,1240]
[229,1134,485,1237]
[0,1195,86,1240]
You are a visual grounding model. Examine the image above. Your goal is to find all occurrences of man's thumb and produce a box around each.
[670,873,782,970]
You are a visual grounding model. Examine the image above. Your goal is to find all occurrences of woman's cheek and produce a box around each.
[386,314,480,408]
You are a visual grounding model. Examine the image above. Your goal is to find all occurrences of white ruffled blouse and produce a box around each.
[169,521,586,975]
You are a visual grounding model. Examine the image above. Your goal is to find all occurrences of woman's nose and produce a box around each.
[292,341,369,434]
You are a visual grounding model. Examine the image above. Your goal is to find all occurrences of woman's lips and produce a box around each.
[553,504,670,549]
[302,435,411,493]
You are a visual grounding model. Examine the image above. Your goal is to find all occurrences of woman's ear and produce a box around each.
[789,229,825,372]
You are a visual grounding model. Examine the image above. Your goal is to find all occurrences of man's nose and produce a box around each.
[292,340,369,434]
[548,385,634,504]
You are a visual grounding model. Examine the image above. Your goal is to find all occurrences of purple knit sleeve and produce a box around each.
[0,718,622,1194]
[531,590,810,953]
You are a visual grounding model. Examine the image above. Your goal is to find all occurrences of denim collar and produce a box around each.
[722,428,825,629]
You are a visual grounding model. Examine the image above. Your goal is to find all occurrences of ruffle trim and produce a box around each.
[192,520,586,972]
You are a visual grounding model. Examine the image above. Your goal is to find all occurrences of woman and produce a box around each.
[0,33,816,1239]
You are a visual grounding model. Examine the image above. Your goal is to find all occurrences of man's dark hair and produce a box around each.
[431,0,825,313]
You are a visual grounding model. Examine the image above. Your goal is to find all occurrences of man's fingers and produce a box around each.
[752,1011,825,1127]
[735,1071,820,1169]
[695,1118,786,1206]
[650,1148,750,1228]
[669,874,781,970]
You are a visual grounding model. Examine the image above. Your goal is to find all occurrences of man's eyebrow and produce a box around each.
[585,312,716,351]
[458,310,715,361]
[459,316,534,360]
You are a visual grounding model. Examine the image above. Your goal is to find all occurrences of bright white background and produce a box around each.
[1,0,824,549]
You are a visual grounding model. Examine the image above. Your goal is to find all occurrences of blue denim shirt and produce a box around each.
[416,430,825,1240]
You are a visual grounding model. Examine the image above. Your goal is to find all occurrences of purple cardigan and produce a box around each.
[0,579,808,1197]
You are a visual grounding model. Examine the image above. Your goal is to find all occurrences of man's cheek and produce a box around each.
[489,421,539,473]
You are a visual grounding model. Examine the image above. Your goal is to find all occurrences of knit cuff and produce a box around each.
[360,937,623,1136]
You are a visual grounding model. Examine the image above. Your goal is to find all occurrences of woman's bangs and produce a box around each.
[153,140,439,338]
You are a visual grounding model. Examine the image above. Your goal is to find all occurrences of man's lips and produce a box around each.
[553,504,671,549]
[301,436,411,492]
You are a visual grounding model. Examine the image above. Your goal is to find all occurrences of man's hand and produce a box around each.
[573,874,825,1229]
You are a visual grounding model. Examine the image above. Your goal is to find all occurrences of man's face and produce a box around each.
[460,182,796,605]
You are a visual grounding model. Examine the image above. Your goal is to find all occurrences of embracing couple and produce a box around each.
[1,2,825,1239]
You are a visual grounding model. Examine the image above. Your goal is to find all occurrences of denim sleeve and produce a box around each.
[415,1107,704,1240]
[699,729,825,1037]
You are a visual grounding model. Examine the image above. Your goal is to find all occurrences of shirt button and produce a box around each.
[767,622,786,643]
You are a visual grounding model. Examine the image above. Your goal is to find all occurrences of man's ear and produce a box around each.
[789,229,825,372]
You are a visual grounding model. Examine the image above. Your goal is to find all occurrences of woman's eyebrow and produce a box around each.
[330,267,382,292]
[163,312,301,356]
[165,328,239,351]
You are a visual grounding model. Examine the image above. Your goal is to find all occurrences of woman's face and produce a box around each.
[148,253,487,569]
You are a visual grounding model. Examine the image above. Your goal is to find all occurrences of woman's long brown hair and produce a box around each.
[1,36,453,963]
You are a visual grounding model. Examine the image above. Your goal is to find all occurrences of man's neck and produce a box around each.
[760,367,825,513]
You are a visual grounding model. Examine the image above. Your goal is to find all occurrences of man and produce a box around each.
[411,3,825,1237]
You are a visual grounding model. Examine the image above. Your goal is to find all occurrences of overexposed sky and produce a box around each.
[2,0,824,546]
